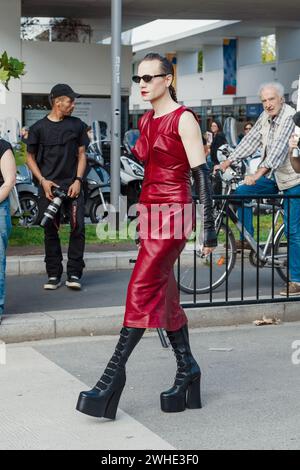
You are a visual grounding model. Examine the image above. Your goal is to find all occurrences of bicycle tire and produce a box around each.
[176,224,237,294]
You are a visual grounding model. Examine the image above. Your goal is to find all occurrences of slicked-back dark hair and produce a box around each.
[141,52,178,103]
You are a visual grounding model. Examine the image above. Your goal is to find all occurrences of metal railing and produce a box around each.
[177,194,300,308]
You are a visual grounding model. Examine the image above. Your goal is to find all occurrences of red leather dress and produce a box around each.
[123,106,197,331]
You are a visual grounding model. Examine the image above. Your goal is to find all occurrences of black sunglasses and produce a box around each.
[132,74,168,83]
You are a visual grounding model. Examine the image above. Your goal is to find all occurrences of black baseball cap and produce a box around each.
[50,83,81,100]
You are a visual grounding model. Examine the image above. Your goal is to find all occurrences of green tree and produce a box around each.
[198,51,203,73]
[261,35,276,63]
[0,51,25,90]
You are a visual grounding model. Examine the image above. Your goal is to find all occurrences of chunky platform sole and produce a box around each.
[160,376,202,413]
[76,387,124,420]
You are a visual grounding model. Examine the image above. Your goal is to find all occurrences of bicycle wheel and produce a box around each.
[176,224,237,294]
[274,224,288,283]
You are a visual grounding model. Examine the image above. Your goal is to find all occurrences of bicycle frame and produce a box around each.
[214,175,286,267]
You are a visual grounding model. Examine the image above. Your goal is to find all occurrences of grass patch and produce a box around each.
[9,223,137,247]
[10,214,283,247]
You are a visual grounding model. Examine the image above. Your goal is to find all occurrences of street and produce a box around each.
[6,263,287,315]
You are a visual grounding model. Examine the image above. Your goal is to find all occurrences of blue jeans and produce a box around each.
[235,176,278,238]
[283,184,300,283]
[0,198,12,317]
[235,177,300,282]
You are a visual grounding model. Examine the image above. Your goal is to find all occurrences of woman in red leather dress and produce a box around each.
[77,53,217,419]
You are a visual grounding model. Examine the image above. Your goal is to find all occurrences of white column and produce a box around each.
[238,38,261,67]
[177,51,198,76]
[203,45,223,72]
[276,27,300,62]
[0,0,22,130]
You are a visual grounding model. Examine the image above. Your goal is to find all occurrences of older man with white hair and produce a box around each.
[215,82,300,296]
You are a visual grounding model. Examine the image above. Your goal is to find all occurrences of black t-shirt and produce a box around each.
[0,139,13,185]
[27,115,89,187]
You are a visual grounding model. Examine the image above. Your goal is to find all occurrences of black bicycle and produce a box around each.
[176,165,288,294]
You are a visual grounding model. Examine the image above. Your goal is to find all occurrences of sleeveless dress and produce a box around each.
[123,106,198,331]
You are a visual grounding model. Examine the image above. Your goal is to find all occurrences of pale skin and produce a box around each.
[0,149,17,203]
[214,86,285,185]
[137,59,214,255]
[26,96,86,201]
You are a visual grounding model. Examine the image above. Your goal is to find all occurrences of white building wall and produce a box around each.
[21,42,132,96]
[177,51,198,76]
[131,58,300,110]
[238,38,261,67]
[203,45,223,72]
[0,0,22,128]
[276,28,300,62]
[0,4,132,130]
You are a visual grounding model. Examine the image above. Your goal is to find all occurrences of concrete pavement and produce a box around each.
[1,323,300,450]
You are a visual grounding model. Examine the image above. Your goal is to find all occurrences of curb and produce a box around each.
[1,302,300,344]
[6,246,233,276]
[7,251,138,276]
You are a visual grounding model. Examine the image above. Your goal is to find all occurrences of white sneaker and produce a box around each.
[66,276,81,290]
[44,277,62,290]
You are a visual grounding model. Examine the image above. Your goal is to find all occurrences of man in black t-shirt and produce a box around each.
[26,84,89,290]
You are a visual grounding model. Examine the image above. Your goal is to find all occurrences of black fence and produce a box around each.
[177,194,300,308]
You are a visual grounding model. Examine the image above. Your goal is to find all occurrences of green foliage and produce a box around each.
[14,142,27,166]
[0,51,26,90]
[261,35,276,64]
[198,51,203,73]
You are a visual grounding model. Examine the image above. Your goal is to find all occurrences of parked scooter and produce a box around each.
[86,122,144,218]
[85,151,110,223]
[120,129,144,211]
[85,121,111,223]
[0,117,39,226]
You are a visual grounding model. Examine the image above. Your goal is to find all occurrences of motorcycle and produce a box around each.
[0,117,39,226]
[120,129,144,212]
[85,151,110,223]
[87,122,144,218]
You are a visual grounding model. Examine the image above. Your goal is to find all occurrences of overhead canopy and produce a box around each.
[22,0,300,32]
[133,18,300,56]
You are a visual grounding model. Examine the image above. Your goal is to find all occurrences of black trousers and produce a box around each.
[38,190,85,279]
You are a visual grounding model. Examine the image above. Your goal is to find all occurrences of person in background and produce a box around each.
[214,82,300,296]
[0,139,16,324]
[207,120,227,194]
[26,83,88,291]
[20,126,29,144]
[238,121,254,143]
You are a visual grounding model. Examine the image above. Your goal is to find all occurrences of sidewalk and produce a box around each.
[1,323,300,450]
[0,341,174,450]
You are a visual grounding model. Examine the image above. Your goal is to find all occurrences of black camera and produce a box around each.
[40,187,68,227]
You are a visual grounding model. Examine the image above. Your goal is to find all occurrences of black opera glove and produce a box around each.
[191,163,217,248]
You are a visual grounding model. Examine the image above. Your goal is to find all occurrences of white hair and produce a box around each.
[258,82,285,99]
